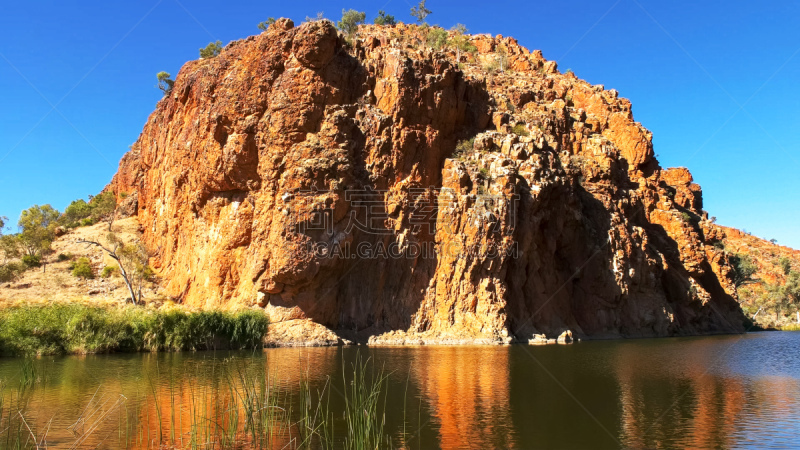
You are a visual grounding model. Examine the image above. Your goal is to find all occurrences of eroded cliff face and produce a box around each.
[111,20,747,343]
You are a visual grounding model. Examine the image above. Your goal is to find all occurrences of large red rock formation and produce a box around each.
[111,21,747,343]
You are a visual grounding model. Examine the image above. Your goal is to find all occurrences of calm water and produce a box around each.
[1,332,799,449]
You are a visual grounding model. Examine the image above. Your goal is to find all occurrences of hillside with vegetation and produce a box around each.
[715,225,800,329]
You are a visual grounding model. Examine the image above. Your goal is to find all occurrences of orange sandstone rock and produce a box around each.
[110,22,747,343]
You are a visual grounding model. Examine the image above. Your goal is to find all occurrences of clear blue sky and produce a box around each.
[1,1,798,247]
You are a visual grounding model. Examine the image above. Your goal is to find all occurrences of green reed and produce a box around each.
[0,370,52,450]
[299,373,334,448]
[18,359,38,390]
[341,353,391,450]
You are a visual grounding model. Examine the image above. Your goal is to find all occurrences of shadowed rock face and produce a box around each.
[111,20,746,343]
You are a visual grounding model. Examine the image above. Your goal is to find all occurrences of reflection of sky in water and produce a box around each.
[1,333,799,449]
[718,332,800,379]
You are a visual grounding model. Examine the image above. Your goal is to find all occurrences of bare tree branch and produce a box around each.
[78,238,139,305]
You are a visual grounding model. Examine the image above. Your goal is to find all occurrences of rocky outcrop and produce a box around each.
[110,21,747,344]
[705,224,800,327]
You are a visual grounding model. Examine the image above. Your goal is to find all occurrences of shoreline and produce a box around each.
[0,302,780,357]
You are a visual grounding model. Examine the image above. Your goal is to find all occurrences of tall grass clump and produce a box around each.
[342,353,391,450]
[0,304,269,356]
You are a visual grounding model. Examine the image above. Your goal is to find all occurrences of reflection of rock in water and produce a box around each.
[408,347,516,448]
[263,346,338,386]
[135,349,339,449]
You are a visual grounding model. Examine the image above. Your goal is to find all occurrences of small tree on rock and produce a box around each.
[305,12,325,23]
[60,192,117,229]
[374,10,396,26]
[199,40,223,59]
[779,257,792,275]
[449,24,476,62]
[337,9,366,38]
[257,17,276,31]
[61,199,91,227]
[410,0,431,24]
[426,27,447,50]
[496,47,509,73]
[156,71,174,95]
[731,253,757,288]
[89,192,117,225]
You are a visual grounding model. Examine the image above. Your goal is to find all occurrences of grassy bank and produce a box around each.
[0,303,269,356]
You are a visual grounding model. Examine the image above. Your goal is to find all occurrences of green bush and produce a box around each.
[512,123,529,136]
[785,271,800,305]
[199,40,223,59]
[88,192,116,221]
[57,253,73,262]
[680,211,693,223]
[71,257,94,279]
[60,192,116,227]
[427,27,448,50]
[779,257,792,275]
[157,71,174,96]
[62,199,91,226]
[257,17,276,31]
[0,262,24,283]
[731,253,757,287]
[0,304,270,356]
[454,138,475,159]
[21,254,41,268]
[337,9,366,37]
[374,10,396,26]
[449,24,476,61]
[101,265,118,278]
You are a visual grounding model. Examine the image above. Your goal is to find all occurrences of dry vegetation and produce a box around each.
[0,217,162,306]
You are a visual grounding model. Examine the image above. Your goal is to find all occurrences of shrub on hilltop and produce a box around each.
[60,192,116,228]
[257,17,276,31]
[199,40,223,59]
[338,9,366,38]
[374,10,396,26]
